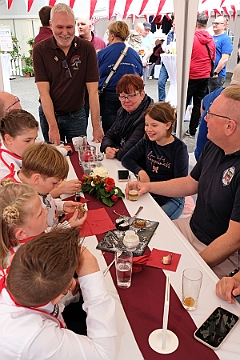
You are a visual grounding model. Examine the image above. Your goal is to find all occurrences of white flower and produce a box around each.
[91,167,109,178]
[91,181,95,187]
[114,188,118,195]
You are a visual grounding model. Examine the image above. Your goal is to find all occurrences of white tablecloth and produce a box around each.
[66,152,240,360]
[0,54,11,93]
[161,54,177,107]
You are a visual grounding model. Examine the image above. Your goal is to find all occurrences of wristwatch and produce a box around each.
[213,71,218,76]
[228,269,239,277]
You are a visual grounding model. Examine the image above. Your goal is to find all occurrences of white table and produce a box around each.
[66,153,240,360]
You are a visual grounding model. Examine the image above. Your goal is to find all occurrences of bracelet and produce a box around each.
[228,269,239,277]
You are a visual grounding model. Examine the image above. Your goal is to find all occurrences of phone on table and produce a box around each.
[194,306,239,349]
[118,170,129,182]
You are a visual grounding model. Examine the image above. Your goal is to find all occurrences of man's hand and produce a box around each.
[105,147,119,159]
[92,124,104,143]
[76,247,100,277]
[49,125,61,145]
[216,276,240,304]
[125,180,150,199]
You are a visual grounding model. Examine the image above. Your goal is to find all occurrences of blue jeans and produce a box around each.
[39,105,87,143]
[152,195,185,220]
[99,91,121,133]
[158,64,169,101]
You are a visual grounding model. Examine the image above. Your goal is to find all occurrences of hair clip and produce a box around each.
[54,56,58,62]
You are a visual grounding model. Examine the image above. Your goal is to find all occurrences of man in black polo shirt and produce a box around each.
[33,3,103,144]
[127,85,240,278]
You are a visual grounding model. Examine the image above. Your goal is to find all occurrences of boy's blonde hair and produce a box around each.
[0,182,38,268]
[21,143,69,180]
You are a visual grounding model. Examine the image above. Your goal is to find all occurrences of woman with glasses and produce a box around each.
[100,74,153,160]
[97,21,143,133]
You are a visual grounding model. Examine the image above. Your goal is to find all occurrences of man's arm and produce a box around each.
[138,174,198,197]
[86,81,104,142]
[214,54,230,74]
[200,219,240,267]
[36,82,60,145]
[142,45,153,66]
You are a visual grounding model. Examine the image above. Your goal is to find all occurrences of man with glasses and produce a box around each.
[208,16,232,92]
[100,74,153,160]
[127,85,240,278]
[33,3,103,144]
[0,92,21,118]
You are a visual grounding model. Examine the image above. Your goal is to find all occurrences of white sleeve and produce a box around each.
[54,198,64,213]
[21,271,117,360]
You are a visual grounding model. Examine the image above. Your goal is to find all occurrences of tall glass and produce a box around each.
[182,268,203,311]
[115,250,133,289]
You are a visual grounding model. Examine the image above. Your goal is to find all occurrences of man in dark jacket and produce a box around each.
[100,74,153,161]
[185,12,216,138]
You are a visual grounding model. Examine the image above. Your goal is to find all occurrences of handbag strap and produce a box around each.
[205,44,214,70]
[100,45,129,92]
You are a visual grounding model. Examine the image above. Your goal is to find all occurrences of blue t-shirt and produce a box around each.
[194,87,224,161]
[97,43,143,90]
[213,33,232,78]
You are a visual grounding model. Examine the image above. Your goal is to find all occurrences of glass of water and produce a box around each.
[115,250,133,289]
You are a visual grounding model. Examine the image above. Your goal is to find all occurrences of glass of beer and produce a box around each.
[182,268,203,311]
[128,174,139,201]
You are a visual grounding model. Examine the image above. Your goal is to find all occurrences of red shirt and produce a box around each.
[34,27,53,45]
[189,30,216,79]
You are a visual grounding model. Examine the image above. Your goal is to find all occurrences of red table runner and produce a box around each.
[70,150,219,360]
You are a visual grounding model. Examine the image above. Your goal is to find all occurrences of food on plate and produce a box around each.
[162,253,172,265]
[117,221,130,231]
[134,219,146,229]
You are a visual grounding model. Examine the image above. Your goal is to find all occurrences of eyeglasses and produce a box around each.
[62,59,72,79]
[5,96,20,113]
[118,92,140,100]
[212,22,224,25]
[206,110,231,121]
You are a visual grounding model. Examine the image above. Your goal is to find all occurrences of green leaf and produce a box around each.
[102,197,114,207]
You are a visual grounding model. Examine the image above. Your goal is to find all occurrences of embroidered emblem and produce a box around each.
[71,55,81,70]
[222,166,235,186]
[54,56,58,62]
[152,165,159,173]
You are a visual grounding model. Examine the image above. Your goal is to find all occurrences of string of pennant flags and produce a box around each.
[5,0,240,20]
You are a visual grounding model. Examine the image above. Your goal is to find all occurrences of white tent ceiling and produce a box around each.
[2,0,240,19]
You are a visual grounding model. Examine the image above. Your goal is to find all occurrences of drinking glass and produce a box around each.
[128,174,139,201]
[115,250,133,289]
[182,268,203,311]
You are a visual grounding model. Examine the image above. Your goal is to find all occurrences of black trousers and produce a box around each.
[186,78,209,136]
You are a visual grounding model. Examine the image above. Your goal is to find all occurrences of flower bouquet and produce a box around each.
[81,167,124,207]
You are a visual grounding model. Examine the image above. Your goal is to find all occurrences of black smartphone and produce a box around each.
[118,170,129,182]
[233,294,240,304]
[194,307,239,349]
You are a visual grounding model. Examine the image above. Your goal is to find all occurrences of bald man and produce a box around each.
[0,91,21,118]
[77,17,106,53]
[208,16,233,92]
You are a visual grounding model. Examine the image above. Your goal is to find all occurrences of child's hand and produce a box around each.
[63,201,82,213]
[68,209,87,227]
[76,247,100,277]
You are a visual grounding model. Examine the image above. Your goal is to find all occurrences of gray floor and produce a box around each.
[9,73,232,153]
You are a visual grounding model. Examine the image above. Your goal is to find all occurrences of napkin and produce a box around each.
[146,248,181,272]
[80,208,116,237]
